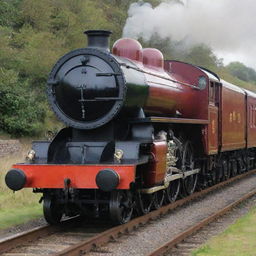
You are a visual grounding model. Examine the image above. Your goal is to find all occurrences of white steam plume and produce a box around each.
[123,0,256,69]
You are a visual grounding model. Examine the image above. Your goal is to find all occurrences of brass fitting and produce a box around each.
[114,149,124,163]
[26,149,35,161]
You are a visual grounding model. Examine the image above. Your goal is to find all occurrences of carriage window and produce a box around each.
[209,82,219,105]
[252,105,256,128]
[209,82,215,103]
[215,83,219,104]
[250,105,253,128]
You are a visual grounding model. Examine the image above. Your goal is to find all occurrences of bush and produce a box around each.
[227,62,256,83]
[0,0,22,27]
[0,68,45,136]
[0,0,255,137]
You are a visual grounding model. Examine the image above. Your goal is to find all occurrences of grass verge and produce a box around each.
[0,203,42,229]
[0,141,42,230]
[193,206,256,256]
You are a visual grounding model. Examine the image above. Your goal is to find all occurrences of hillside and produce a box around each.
[0,0,255,136]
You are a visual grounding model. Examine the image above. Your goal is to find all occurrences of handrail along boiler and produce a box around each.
[5,30,256,224]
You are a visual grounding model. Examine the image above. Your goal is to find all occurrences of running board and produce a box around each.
[140,168,200,194]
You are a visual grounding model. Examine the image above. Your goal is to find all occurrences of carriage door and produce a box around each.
[207,81,220,154]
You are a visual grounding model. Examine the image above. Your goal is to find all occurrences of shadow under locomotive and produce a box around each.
[5,30,256,225]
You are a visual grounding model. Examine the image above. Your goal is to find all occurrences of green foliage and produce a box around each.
[0,68,45,135]
[227,62,256,83]
[0,0,255,136]
[183,45,222,69]
[0,0,128,136]
[140,33,174,59]
[0,204,42,229]
[0,149,42,229]
[13,25,65,81]
[193,207,256,256]
[0,0,22,27]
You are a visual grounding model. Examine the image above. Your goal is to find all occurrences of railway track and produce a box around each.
[1,169,256,256]
[147,189,256,256]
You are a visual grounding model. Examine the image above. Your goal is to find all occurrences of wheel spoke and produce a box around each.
[109,190,134,225]
[136,192,153,215]
[181,141,198,196]
[165,179,180,203]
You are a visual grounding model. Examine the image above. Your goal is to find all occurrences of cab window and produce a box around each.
[209,82,220,106]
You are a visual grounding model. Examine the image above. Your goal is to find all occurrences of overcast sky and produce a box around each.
[123,0,256,69]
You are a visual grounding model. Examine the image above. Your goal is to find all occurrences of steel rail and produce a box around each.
[0,217,79,254]
[147,188,256,256]
[0,225,57,253]
[53,169,256,256]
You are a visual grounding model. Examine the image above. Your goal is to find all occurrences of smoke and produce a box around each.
[123,0,256,69]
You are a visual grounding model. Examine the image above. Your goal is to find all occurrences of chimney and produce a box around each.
[84,30,112,52]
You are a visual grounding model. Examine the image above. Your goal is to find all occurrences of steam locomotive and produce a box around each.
[5,30,256,225]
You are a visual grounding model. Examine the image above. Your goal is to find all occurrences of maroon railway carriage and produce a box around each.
[5,30,256,225]
[245,89,256,148]
[220,81,246,152]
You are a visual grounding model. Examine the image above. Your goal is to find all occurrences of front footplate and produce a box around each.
[7,164,137,190]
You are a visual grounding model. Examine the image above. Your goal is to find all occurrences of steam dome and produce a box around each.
[143,48,164,69]
[112,38,143,62]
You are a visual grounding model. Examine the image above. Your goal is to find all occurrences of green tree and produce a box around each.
[183,44,220,69]
[0,68,45,135]
[0,0,22,27]
[0,0,255,136]
[227,62,256,83]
